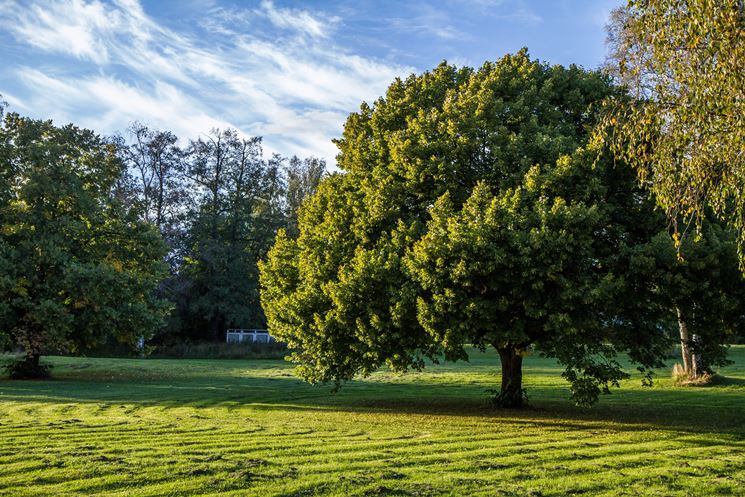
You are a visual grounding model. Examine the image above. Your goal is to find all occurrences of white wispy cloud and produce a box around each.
[258,0,340,39]
[0,0,411,161]
[15,68,231,141]
[386,3,466,41]
[2,0,117,63]
[507,7,542,25]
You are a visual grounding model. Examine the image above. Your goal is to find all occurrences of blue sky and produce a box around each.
[0,0,622,162]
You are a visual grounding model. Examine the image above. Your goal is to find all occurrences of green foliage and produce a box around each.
[0,113,169,371]
[562,357,631,408]
[285,156,326,236]
[632,220,745,371]
[2,357,52,379]
[261,51,674,405]
[174,131,284,340]
[603,0,745,263]
[407,173,603,357]
[118,126,328,344]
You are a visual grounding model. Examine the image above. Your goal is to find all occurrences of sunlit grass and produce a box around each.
[1,347,743,496]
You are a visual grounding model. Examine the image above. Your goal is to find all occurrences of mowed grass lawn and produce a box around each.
[1,347,744,497]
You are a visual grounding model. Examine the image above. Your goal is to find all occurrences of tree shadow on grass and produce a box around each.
[1,364,743,439]
[258,387,745,438]
[713,375,745,387]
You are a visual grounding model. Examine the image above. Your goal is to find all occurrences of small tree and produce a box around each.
[0,113,168,377]
[632,222,745,379]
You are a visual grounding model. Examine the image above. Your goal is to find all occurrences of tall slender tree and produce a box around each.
[120,123,186,264]
[602,0,745,261]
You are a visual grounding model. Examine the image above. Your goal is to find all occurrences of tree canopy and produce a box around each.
[0,113,168,376]
[603,0,745,263]
[260,51,680,406]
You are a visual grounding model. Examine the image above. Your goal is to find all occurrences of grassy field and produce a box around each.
[0,347,743,497]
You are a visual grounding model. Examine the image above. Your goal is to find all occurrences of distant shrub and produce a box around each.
[671,363,721,387]
[3,357,53,379]
[151,341,288,359]
[76,339,142,358]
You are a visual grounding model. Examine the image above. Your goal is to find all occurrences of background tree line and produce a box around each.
[114,123,325,346]
[0,101,324,375]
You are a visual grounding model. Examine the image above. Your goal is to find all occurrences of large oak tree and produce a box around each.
[261,51,681,406]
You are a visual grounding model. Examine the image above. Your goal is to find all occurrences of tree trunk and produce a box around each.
[691,333,702,377]
[495,346,524,408]
[210,318,220,343]
[676,307,698,378]
[26,352,40,368]
[8,350,50,379]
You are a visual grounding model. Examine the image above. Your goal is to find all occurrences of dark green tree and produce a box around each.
[177,129,285,341]
[630,221,745,379]
[261,51,671,407]
[0,113,168,377]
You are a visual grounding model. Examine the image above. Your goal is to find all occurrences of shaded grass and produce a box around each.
[149,340,288,360]
[0,347,743,496]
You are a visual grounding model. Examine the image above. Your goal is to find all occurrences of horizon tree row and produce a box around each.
[0,98,324,374]
[113,123,325,346]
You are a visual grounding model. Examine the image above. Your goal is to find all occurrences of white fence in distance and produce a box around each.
[225,329,275,344]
